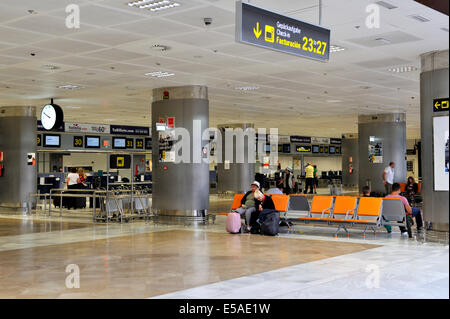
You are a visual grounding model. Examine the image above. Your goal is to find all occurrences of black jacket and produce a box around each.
[241,191,260,207]
[259,195,275,210]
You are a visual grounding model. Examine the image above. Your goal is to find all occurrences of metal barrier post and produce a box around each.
[49,189,52,217]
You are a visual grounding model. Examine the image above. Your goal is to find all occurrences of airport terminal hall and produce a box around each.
[0,0,449,305]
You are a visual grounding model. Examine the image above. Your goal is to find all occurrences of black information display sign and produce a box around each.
[126,138,134,149]
[110,155,131,169]
[290,136,311,143]
[236,1,330,62]
[135,138,144,150]
[296,145,312,152]
[433,98,449,112]
[37,135,42,147]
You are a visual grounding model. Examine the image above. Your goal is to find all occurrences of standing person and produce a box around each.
[66,168,80,210]
[304,163,315,194]
[313,165,318,194]
[235,181,261,232]
[386,183,424,237]
[382,162,395,195]
[77,168,88,209]
[278,167,294,195]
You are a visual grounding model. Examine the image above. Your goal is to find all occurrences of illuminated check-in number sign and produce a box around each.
[117,156,125,168]
[73,136,83,148]
[126,138,134,149]
[236,1,330,62]
[135,139,144,149]
[434,98,449,112]
[37,135,42,147]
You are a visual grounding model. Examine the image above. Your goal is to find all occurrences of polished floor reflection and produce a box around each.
[0,229,377,298]
[0,217,93,237]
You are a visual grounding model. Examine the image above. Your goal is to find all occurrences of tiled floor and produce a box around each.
[0,194,448,299]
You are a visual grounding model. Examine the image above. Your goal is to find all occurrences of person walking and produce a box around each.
[278,167,294,195]
[382,162,395,195]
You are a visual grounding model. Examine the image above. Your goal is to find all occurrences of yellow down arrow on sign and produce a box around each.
[253,22,262,39]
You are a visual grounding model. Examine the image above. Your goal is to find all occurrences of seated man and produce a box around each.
[362,186,391,234]
[386,183,423,237]
[265,185,283,195]
[234,181,261,232]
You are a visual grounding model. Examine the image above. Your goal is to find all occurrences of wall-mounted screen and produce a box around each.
[85,136,100,148]
[43,134,60,147]
[312,145,320,153]
[324,146,329,153]
[265,144,271,152]
[278,145,283,153]
[335,146,341,154]
[145,138,152,150]
[433,116,449,191]
[113,137,126,149]
[319,146,324,153]
[329,146,336,154]
[282,144,291,153]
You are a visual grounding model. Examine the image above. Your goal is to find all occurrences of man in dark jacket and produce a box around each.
[235,181,261,231]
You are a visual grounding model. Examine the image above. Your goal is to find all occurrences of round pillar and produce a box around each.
[216,123,255,193]
[0,106,37,211]
[358,113,407,193]
[420,50,449,232]
[151,86,209,223]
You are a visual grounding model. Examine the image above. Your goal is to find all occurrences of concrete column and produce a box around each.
[420,50,449,232]
[0,106,37,211]
[217,123,255,193]
[341,133,359,187]
[151,86,209,223]
[358,113,407,193]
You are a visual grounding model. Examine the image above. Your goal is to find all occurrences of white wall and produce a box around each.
[303,156,342,175]
[63,153,108,172]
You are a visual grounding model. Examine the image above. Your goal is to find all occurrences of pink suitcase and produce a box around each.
[226,212,242,234]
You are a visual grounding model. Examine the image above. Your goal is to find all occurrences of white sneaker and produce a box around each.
[401,232,409,237]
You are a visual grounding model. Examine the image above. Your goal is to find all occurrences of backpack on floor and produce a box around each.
[226,212,242,234]
[260,212,280,236]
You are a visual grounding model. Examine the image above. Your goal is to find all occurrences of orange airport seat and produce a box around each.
[217,193,245,215]
[298,196,334,221]
[268,194,289,212]
[323,196,358,222]
[399,183,406,193]
[352,197,382,224]
[417,182,422,193]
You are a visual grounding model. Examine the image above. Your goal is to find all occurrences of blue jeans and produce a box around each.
[400,208,423,233]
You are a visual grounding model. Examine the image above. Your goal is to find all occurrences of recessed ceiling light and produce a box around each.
[235,86,260,91]
[375,1,397,10]
[327,100,342,103]
[145,71,175,78]
[41,64,60,70]
[388,66,418,73]
[151,44,170,52]
[64,106,81,109]
[330,45,346,52]
[127,0,180,12]
[104,118,117,121]
[408,14,430,23]
[57,84,84,90]
[375,37,391,44]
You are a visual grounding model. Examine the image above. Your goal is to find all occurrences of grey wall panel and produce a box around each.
[0,108,37,208]
[152,98,209,214]
[420,66,449,231]
[342,138,359,186]
[358,117,407,193]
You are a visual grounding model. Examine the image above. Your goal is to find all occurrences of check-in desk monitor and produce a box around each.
[43,134,61,147]
[113,137,126,149]
[85,136,100,148]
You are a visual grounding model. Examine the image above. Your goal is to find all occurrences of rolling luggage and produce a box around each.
[226,212,242,234]
[260,211,280,236]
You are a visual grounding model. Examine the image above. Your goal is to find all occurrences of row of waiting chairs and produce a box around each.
[220,194,408,237]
